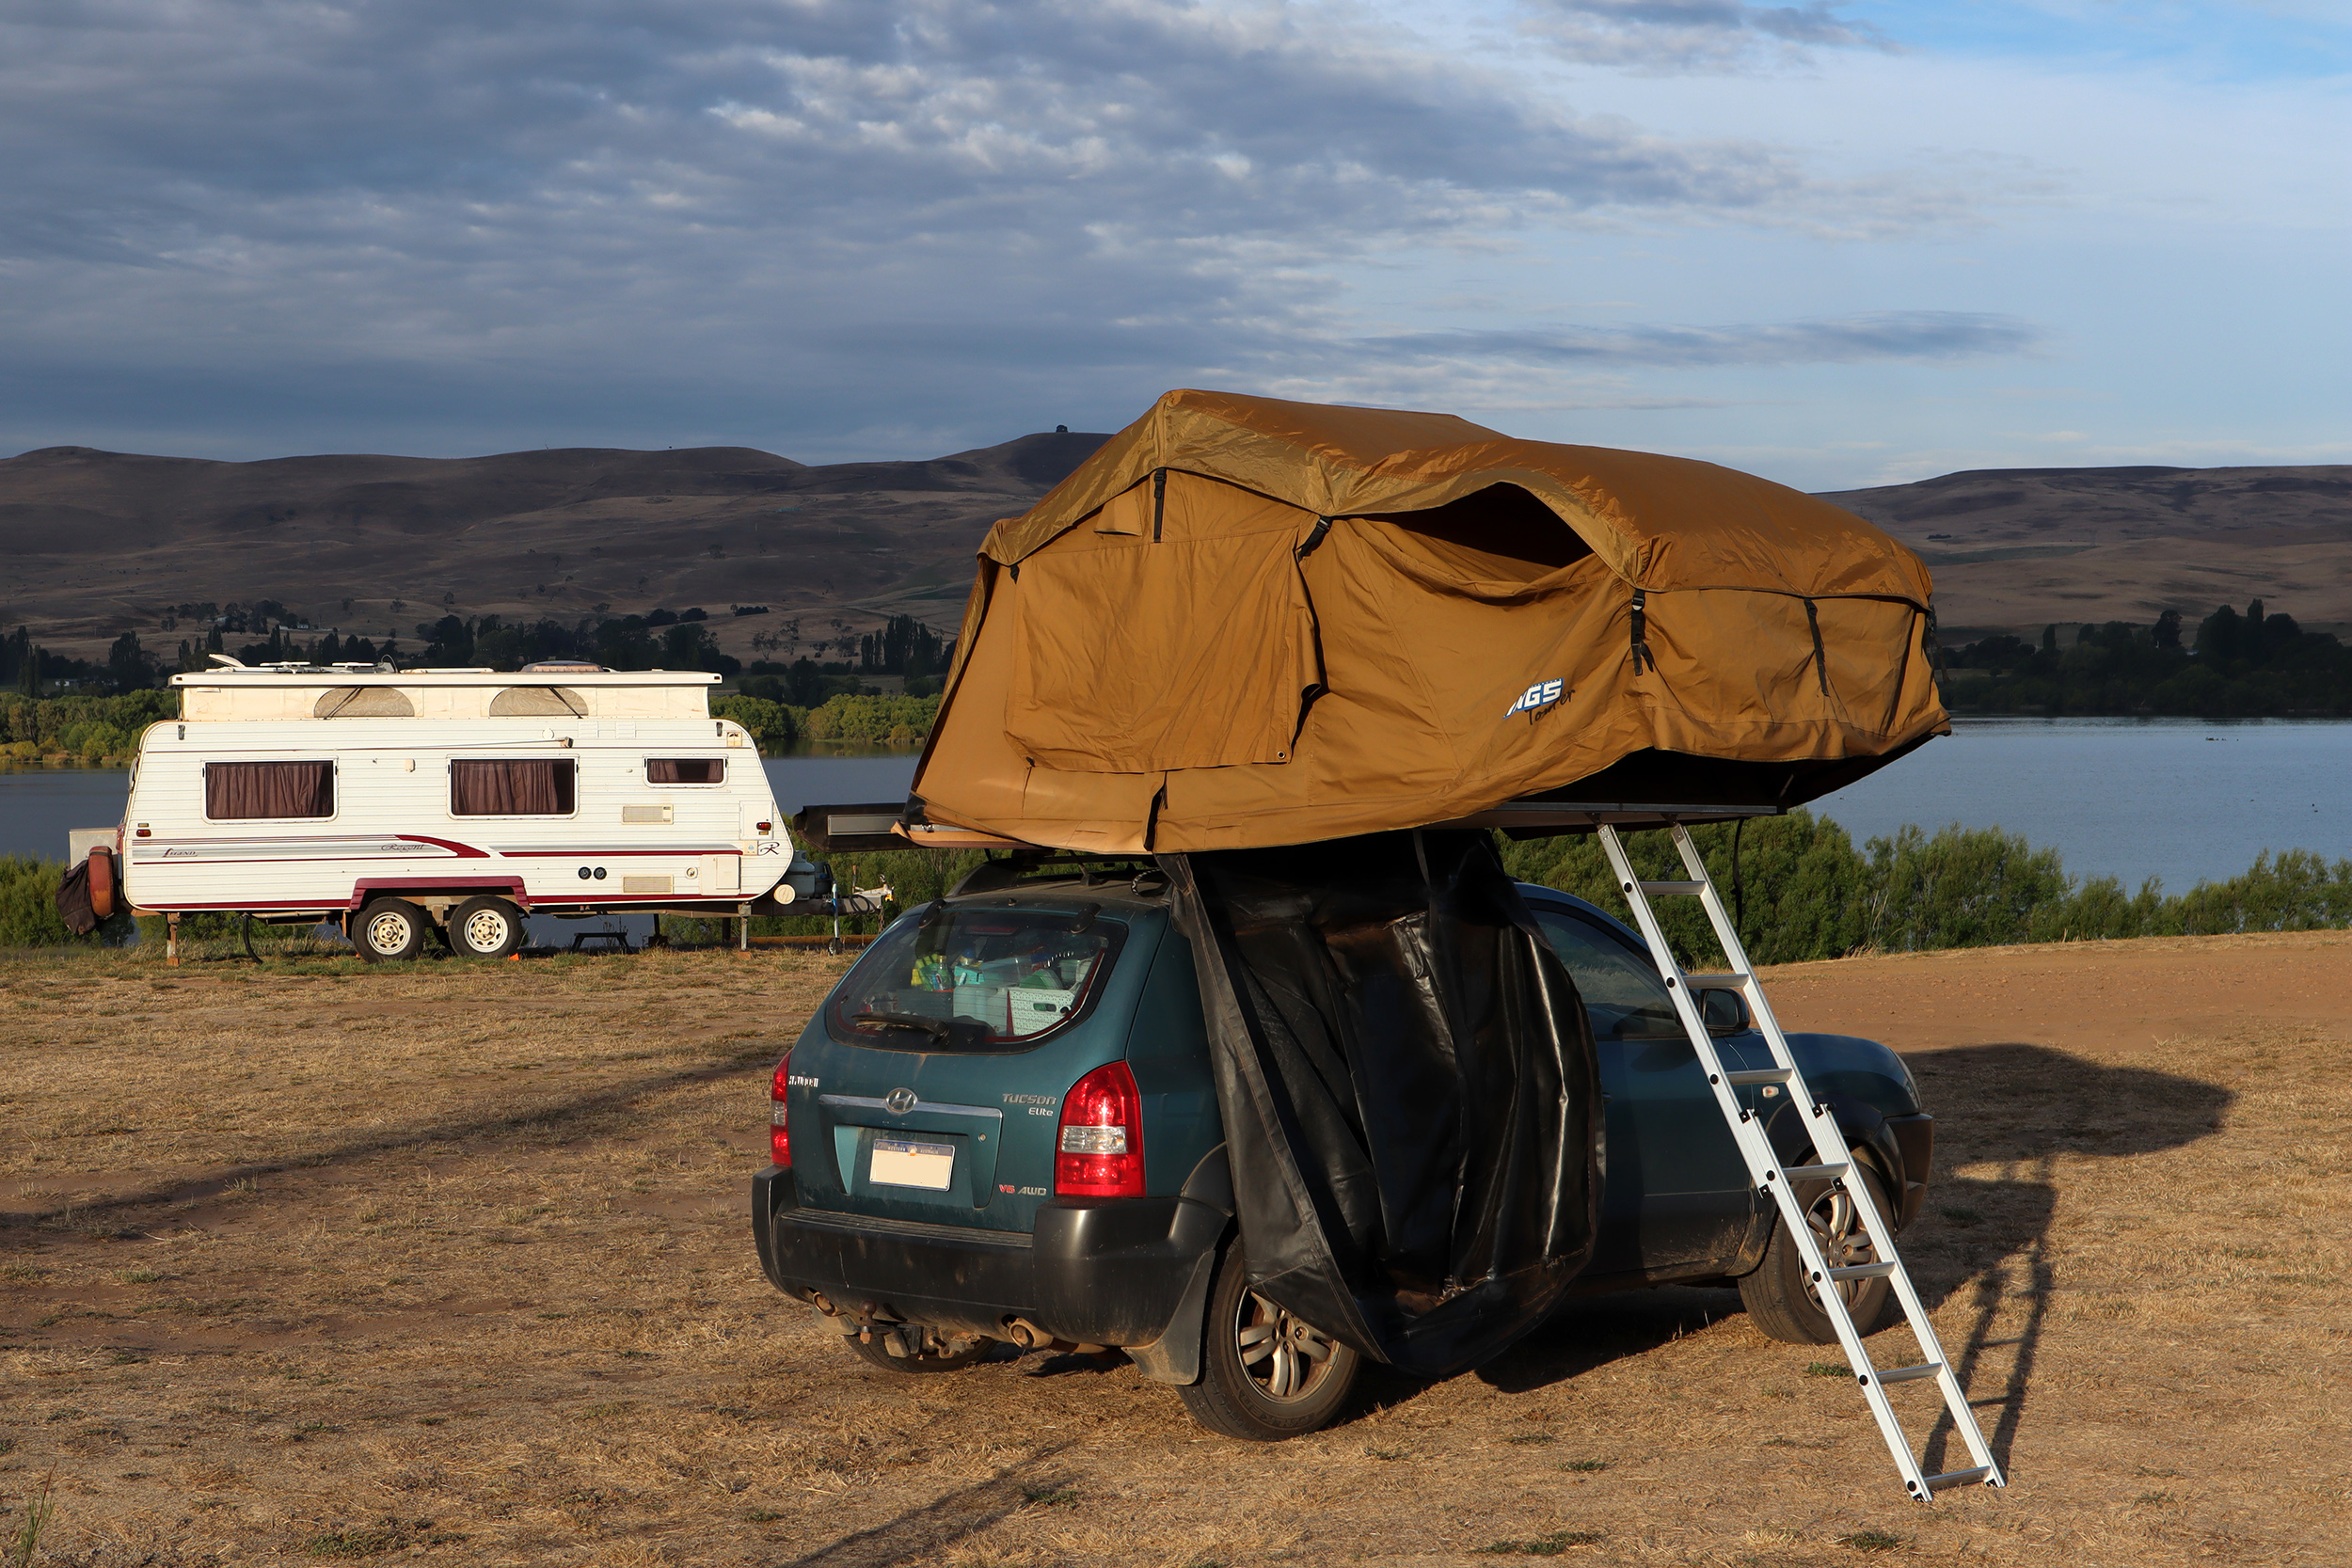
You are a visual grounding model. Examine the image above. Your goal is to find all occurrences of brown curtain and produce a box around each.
[450,759,576,816]
[645,758,724,784]
[206,762,335,820]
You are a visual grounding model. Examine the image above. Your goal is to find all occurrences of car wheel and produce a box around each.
[839,1324,993,1374]
[1738,1158,1899,1345]
[353,899,429,963]
[449,895,525,959]
[1177,1241,1360,1441]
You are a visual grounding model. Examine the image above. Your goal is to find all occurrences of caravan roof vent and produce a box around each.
[520,660,605,673]
[313,686,417,719]
[489,686,588,718]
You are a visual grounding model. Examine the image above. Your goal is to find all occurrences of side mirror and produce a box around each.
[1699,987,1750,1036]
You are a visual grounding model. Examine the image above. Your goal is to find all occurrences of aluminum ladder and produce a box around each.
[1597,822,2005,1500]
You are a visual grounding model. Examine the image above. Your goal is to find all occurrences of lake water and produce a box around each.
[5,721,2346,895]
[1813,718,2352,892]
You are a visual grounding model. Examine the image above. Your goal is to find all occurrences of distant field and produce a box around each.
[3,936,2347,1565]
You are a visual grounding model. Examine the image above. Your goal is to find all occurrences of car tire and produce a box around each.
[839,1325,993,1374]
[353,898,429,963]
[1177,1241,1360,1441]
[1738,1158,1900,1345]
[449,895,525,959]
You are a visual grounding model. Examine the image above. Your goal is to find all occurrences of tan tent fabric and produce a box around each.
[914,389,1947,853]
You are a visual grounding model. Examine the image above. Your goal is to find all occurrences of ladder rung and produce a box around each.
[1596,826,2006,1504]
[1919,1466,1995,1493]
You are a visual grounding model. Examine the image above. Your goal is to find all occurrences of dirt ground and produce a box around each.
[4,930,2348,1566]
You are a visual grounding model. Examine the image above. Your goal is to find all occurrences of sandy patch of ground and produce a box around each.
[1,935,2344,1565]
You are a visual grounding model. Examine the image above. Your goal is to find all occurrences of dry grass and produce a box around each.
[0,938,2345,1565]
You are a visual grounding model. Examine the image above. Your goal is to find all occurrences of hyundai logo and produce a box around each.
[884,1087,918,1115]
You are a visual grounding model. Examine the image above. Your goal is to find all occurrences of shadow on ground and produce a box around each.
[1376,1041,2233,1456]
[776,1445,1078,1568]
[0,1037,779,1237]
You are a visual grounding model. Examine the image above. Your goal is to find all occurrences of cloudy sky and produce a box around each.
[3,0,2344,488]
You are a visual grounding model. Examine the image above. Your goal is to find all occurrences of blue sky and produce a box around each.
[2,0,2344,489]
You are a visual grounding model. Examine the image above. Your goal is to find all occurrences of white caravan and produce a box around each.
[105,661,818,960]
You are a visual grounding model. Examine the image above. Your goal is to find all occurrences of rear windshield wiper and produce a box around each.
[852,1010,954,1041]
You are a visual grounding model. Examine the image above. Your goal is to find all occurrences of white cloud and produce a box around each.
[0,0,2000,461]
[1517,0,1893,71]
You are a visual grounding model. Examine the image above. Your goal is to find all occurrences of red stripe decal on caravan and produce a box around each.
[140,900,349,912]
[397,835,490,858]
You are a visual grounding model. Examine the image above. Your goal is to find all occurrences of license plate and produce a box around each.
[870,1137,955,1191]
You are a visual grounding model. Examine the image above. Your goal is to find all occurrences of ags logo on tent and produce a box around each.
[1506,678,1565,718]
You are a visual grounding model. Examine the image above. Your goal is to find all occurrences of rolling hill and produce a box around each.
[1818,465,2352,639]
[0,432,1111,666]
[6,440,2349,668]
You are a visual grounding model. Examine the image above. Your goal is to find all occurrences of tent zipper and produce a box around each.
[1295,517,1332,560]
[1152,468,1168,542]
[1629,588,1652,676]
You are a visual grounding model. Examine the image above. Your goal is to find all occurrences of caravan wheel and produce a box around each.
[450,895,525,959]
[355,899,428,962]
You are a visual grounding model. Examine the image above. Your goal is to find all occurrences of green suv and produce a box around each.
[752,860,1931,1440]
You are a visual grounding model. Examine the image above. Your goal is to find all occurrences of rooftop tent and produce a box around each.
[911,388,1947,852]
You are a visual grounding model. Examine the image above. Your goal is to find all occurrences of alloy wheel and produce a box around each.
[1234,1291,1339,1402]
[1800,1180,1881,1312]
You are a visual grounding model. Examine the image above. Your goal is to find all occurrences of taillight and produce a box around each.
[769,1051,793,1168]
[1055,1061,1144,1198]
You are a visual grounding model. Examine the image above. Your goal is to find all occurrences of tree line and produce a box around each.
[0,685,941,765]
[1946,599,2352,716]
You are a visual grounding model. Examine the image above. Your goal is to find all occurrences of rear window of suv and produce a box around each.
[829,904,1127,1052]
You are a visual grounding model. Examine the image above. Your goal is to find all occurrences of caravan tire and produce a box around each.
[1176,1241,1359,1442]
[450,895,525,959]
[354,899,429,963]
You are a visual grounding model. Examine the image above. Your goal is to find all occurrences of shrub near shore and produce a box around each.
[9,822,2352,958]
[0,690,176,765]
[1499,811,2352,966]
[709,692,943,752]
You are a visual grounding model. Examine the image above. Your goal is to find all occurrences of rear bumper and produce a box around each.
[751,1167,1225,1352]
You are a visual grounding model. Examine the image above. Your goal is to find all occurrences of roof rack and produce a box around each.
[950,854,1167,898]
[792,801,1031,855]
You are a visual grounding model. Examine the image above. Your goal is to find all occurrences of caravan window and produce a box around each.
[645,758,724,784]
[450,759,577,816]
[205,761,335,820]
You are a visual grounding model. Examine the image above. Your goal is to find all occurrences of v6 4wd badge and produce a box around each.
[1506,677,1565,718]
